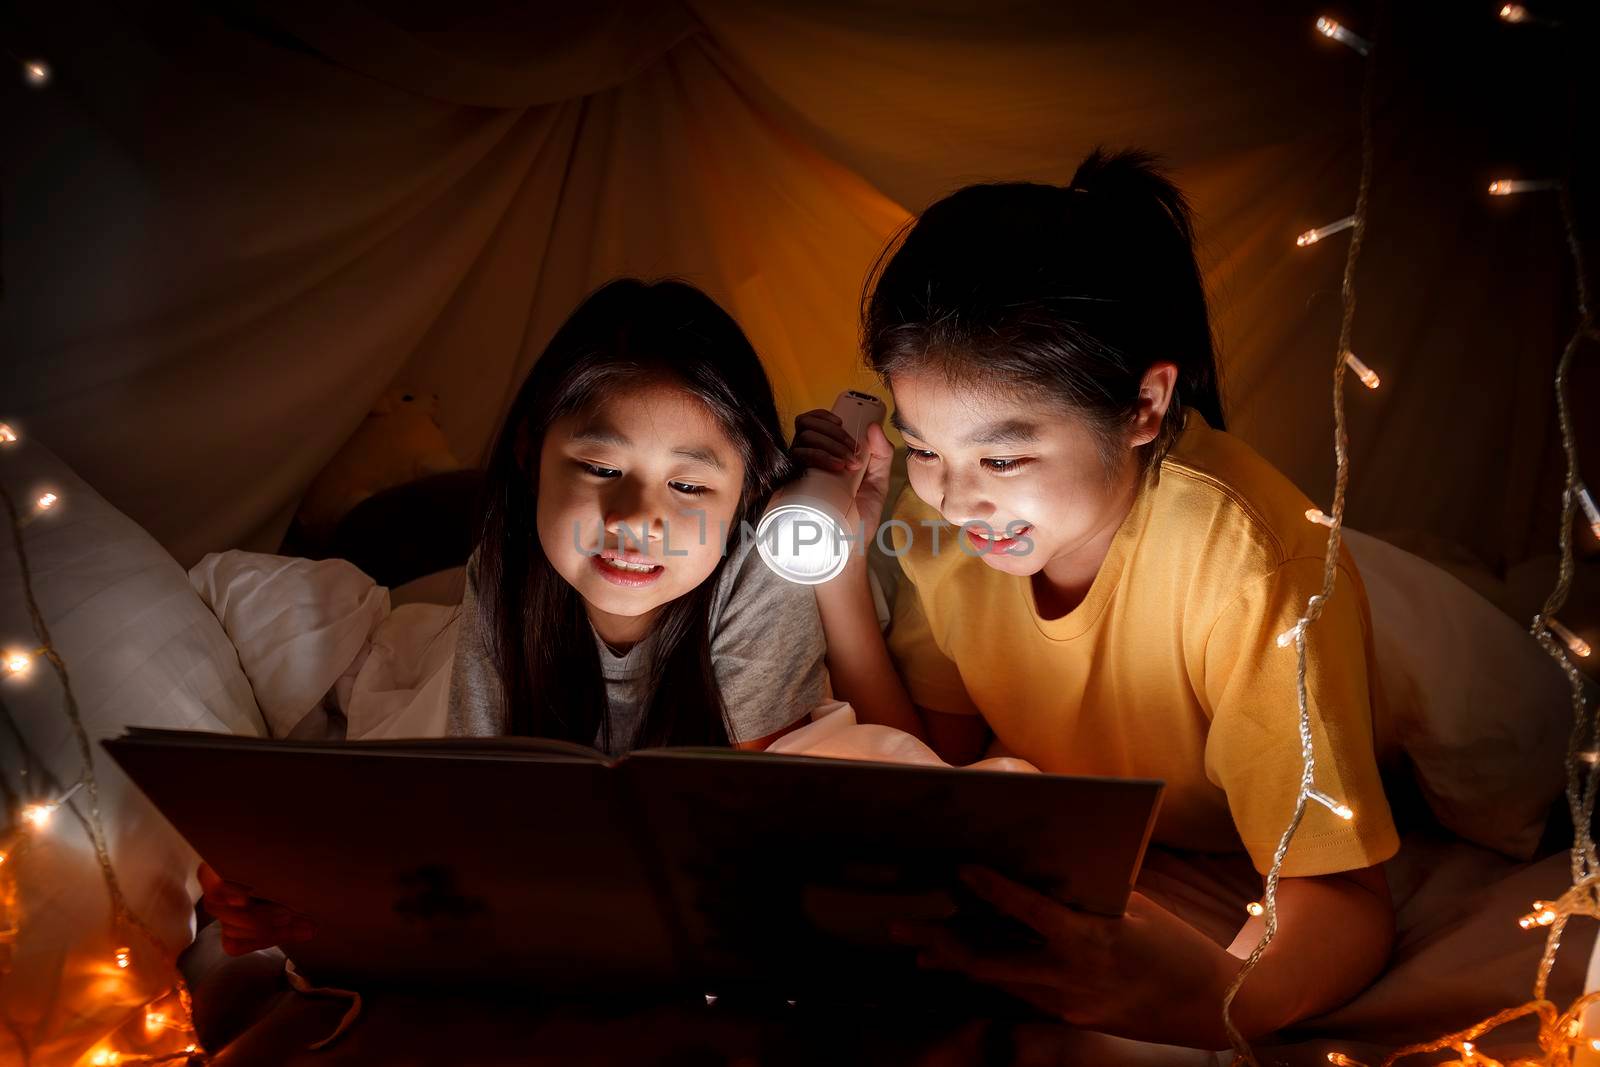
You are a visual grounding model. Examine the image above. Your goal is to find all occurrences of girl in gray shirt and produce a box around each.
[446,277,828,754]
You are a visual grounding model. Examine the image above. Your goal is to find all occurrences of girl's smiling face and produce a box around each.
[536,378,746,644]
[888,369,1157,582]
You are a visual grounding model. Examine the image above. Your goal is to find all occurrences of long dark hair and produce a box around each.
[474,278,797,749]
[862,147,1225,476]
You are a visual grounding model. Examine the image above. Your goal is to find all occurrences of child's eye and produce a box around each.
[906,447,938,462]
[669,482,709,496]
[982,457,1033,473]
[579,462,621,478]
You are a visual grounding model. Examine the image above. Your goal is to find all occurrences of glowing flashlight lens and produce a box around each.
[755,503,850,585]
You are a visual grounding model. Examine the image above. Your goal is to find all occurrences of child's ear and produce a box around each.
[1129,362,1179,447]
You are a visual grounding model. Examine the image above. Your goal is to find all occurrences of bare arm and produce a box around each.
[794,410,995,765]
[813,555,929,740]
[1223,864,1395,1038]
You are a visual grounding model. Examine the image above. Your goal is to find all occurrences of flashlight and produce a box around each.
[756,390,887,585]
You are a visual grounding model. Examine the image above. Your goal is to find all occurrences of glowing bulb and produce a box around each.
[115,946,132,969]
[1315,17,1371,55]
[186,1046,197,1055]
[1296,214,1357,247]
[91,1050,120,1066]
[21,802,55,828]
[1246,901,1265,917]
[1547,618,1591,658]
[35,492,57,511]
[1582,750,1600,765]
[1308,788,1354,820]
[21,59,50,87]
[1328,1055,1363,1067]
[704,994,718,1006]
[1565,1019,1582,1038]
[1590,1039,1600,1053]
[1498,4,1561,26]
[4,650,32,676]
[145,1010,167,1035]
[1461,1041,1475,1059]
[0,850,7,865]
[1519,901,1559,928]
[1576,484,1600,541]
[1276,622,1305,647]
[0,424,16,444]
[1343,351,1380,389]
[1488,178,1560,196]
[1306,508,1335,527]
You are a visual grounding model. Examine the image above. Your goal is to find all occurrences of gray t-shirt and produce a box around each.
[446,533,829,754]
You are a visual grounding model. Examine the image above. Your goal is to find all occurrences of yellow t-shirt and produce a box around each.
[886,411,1399,877]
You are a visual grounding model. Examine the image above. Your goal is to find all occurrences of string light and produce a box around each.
[1297,214,1357,247]
[1576,484,1600,541]
[1307,788,1355,820]
[19,780,85,829]
[1306,507,1336,527]
[145,1010,168,1035]
[1518,900,1559,929]
[1489,178,1561,196]
[1545,618,1591,659]
[20,58,50,88]
[0,424,17,444]
[1315,17,1371,56]
[1499,4,1561,27]
[1245,901,1265,917]
[0,479,207,1061]
[4,648,33,676]
[1222,12,1381,1064]
[1343,351,1381,389]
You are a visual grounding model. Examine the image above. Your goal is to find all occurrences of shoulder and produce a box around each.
[709,524,823,638]
[1154,415,1352,579]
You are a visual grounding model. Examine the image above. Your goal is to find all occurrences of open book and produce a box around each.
[105,728,1163,1001]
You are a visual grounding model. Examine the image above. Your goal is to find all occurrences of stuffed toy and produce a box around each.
[296,387,461,539]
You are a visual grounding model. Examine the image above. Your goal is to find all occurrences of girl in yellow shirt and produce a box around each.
[792,148,1398,1047]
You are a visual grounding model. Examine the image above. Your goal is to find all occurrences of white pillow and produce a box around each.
[188,552,388,738]
[0,437,265,1067]
[1343,529,1575,860]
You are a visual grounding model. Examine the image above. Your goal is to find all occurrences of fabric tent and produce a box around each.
[2,0,1593,586]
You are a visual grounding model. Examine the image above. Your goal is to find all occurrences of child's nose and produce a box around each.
[602,483,667,546]
[937,470,995,525]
